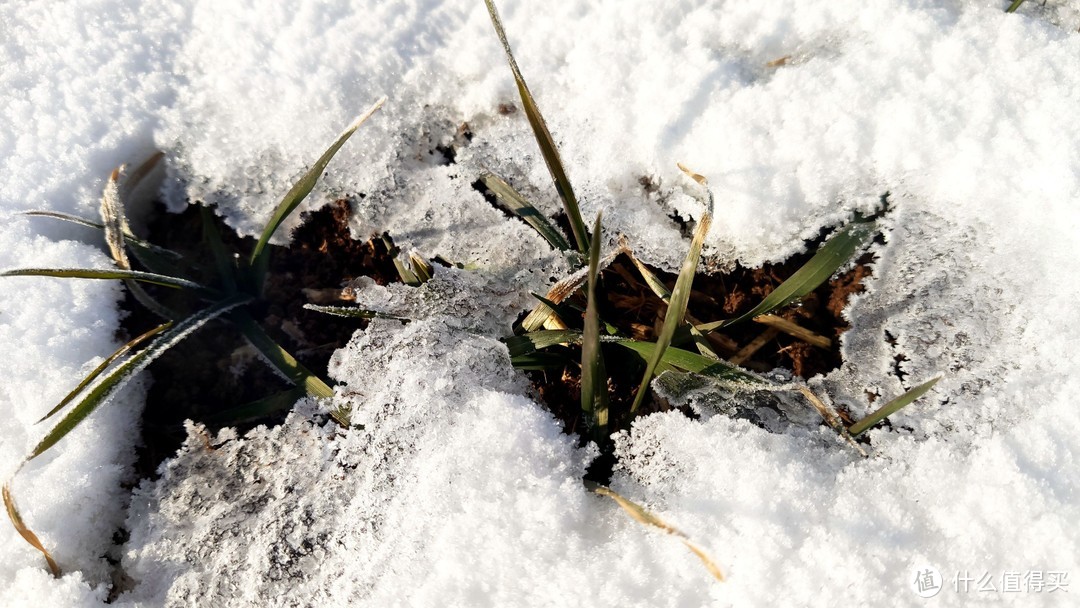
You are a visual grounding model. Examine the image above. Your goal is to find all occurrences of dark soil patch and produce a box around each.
[519,244,874,482]
[121,200,397,480]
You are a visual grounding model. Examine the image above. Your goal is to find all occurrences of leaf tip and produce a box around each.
[4,482,61,577]
[677,162,708,187]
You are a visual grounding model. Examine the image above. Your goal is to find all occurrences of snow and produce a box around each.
[2,0,1080,606]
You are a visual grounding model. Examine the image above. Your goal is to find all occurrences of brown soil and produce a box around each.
[121,200,397,480]
[520,245,875,481]
[119,195,873,483]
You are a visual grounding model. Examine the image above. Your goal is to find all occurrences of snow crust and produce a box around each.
[2,0,1080,605]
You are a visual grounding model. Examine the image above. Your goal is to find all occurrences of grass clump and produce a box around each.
[2,97,386,575]
[482,0,941,581]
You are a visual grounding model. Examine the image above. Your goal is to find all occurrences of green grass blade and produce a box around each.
[510,350,575,371]
[504,329,581,357]
[28,297,250,460]
[302,304,406,320]
[203,386,308,426]
[628,251,672,301]
[4,483,61,577]
[483,0,589,253]
[123,280,178,321]
[580,214,608,439]
[21,211,182,260]
[1,268,210,291]
[848,376,942,437]
[37,322,173,423]
[1006,0,1025,12]
[697,218,875,332]
[249,97,386,286]
[201,205,237,294]
[616,340,760,384]
[230,311,347,426]
[629,166,713,414]
[480,173,571,250]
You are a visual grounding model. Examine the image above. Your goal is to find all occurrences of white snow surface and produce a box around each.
[2,0,1079,606]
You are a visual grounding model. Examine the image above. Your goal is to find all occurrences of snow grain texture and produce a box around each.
[3,0,1080,606]
[0,0,188,602]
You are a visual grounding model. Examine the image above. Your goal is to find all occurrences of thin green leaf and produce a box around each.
[1006,0,1025,12]
[249,97,386,287]
[21,211,182,260]
[616,340,760,384]
[697,217,876,332]
[848,376,942,437]
[630,165,713,414]
[4,483,61,577]
[480,173,571,250]
[201,204,237,294]
[303,304,406,320]
[231,311,346,426]
[510,350,575,371]
[29,297,250,460]
[505,329,581,358]
[580,214,608,439]
[203,387,307,426]
[483,0,589,253]
[627,251,672,301]
[124,280,177,322]
[1,268,210,291]
[37,322,173,423]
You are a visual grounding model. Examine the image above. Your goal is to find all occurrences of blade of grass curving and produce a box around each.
[617,340,760,384]
[201,205,237,294]
[249,97,386,287]
[849,376,942,437]
[28,297,250,460]
[483,0,589,253]
[22,211,182,261]
[629,165,713,414]
[480,173,571,250]
[510,349,575,371]
[37,322,173,423]
[124,280,177,322]
[697,218,876,332]
[580,214,608,440]
[203,386,308,426]
[4,483,60,576]
[303,303,406,320]
[626,252,716,357]
[1006,0,1025,12]
[230,311,347,426]
[505,329,581,358]
[1,268,211,292]
[627,251,672,301]
[586,481,725,582]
